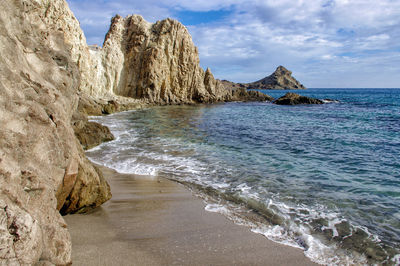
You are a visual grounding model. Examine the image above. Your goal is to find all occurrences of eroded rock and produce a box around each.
[274,92,323,105]
[95,15,231,104]
[73,120,114,150]
[231,88,274,102]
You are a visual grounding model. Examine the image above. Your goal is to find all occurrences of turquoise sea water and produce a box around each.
[87,88,400,265]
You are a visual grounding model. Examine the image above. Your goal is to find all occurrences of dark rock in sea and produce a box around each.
[221,65,306,91]
[274,93,324,105]
[231,88,274,102]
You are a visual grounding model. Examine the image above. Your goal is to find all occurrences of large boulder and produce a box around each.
[73,119,115,150]
[274,93,323,105]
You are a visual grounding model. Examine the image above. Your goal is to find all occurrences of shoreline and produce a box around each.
[64,165,316,265]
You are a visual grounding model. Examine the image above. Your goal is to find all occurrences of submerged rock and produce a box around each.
[274,93,324,105]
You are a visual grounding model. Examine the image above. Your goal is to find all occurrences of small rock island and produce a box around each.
[221,65,306,91]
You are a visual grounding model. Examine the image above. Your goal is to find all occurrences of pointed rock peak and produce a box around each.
[273,65,291,76]
[204,67,215,82]
[109,14,124,27]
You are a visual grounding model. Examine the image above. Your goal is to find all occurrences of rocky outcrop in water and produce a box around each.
[231,88,274,102]
[221,66,306,91]
[274,93,323,105]
[0,0,111,264]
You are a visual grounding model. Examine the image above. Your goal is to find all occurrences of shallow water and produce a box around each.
[87,88,400,265]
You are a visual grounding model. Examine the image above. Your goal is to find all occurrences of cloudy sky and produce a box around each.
[66,0,400,88]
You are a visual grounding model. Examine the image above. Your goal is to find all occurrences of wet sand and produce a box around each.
[64,165,317,265]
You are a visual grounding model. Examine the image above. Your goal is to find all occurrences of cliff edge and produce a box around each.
[0,0,111,264]
[80,15,235,104]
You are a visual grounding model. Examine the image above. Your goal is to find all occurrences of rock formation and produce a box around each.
[274,93,323,105]
[75,14,271,104]
[0,0,111,264]
[231,88,274,102]
[72,113,115,150]
[84,15,232,103]
[221,66,306,90]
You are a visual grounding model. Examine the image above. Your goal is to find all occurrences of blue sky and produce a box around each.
[66,0,400,88]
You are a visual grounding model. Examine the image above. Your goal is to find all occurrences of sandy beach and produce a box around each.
[64,165,316,265]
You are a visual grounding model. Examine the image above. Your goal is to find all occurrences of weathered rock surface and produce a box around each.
[74,14,272,104]
[221,66,306,91]
[0,0,111,264]
[274,93,323,105]
[231,88,274,102]
[249,66,306,90]
[73,117,115,150]
[91,15,231,103]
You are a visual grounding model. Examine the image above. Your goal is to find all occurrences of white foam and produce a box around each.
[212,183,230,189]
[392,254,400,265]
[251,225,300,249]
[322,99,340,104]
[205,204,231,215]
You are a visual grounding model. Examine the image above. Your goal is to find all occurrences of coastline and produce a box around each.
[64,165,316,265]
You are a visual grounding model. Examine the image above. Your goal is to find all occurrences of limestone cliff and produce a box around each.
[54,11,270,105]
[221,66,306,90]
[86,15,232,104]
[0,0,111,264]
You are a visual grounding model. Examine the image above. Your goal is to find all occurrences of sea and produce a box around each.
[86,88,400,265]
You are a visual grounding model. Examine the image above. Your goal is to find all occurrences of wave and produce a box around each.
[86,105,400,265]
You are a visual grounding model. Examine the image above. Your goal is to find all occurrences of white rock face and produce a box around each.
[0,0,111,264]
[105,15,231,103]
[74,15,231,103]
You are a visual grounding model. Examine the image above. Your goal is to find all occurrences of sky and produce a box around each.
[66,0,400,88]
